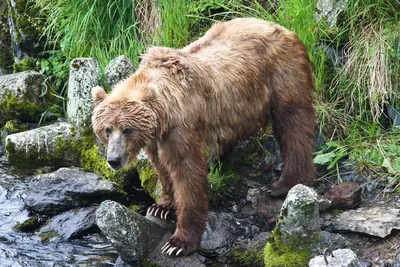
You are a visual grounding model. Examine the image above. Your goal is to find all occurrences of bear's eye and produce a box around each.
[105,127,112,138]
[122,127,133,136]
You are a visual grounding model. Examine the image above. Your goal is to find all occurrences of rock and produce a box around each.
[67,58,102,128]
[255,192,284,231]
[24,168,124,215]
[147,234,206,267]
[264,185,321,267]
[309,248,361,267]
[96,200,167,264]
[200,212,239,256]
[318,195,332,211]
[38,206,98,240]
[230,232,270,267]
[315,0,348,27]
[325,182,361,209]
[0,71,45,124]
[327,207,400,238]
[321,231,350,251]
[5,122,79,167]
[115,256,136,267]
[105,55,136,88]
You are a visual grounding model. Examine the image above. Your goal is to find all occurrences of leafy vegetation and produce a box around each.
[1,0,399,191]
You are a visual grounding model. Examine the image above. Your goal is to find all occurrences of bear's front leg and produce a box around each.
[145,145,174,220]
[159,131,208,256]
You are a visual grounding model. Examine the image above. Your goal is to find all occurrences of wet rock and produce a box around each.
[147,234,206,267]
[200,212,239,256]
[264,185,321,267]
[105,55,136,88]
[96,200,167,264]
[0,71,45,123]
[5,122,80,167]
[24,168,124,215]
[67,58,102,128]
[39,207,98,240]
[309,248,361,267]
[315,0,348,27]
[327,207,400,238]
[325,182,361,209]
[387,106,400,126]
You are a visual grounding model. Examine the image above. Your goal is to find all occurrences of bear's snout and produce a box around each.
[107,156,121,170]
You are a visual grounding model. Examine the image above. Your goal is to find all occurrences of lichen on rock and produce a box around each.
[264,185,322,267]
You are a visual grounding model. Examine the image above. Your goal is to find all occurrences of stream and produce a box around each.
[0,155,119,267]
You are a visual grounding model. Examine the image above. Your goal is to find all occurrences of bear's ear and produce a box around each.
[92,86,108,106]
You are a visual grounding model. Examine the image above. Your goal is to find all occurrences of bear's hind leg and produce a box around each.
[270,103,316,197]
[145,146,174,220]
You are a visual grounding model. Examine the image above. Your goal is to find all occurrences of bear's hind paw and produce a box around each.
[146,203,173,220]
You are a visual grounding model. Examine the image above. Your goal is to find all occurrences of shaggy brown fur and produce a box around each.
[92,18,316,256]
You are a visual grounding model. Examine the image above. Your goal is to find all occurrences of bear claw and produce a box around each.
[161,241,184,256]
[147,204,172,220]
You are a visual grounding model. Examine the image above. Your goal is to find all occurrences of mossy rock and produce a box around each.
[13,56,38,73]
[13,215,44,232]
[229,246,265,267]
[136,159,162,202]
[3,119,28,134]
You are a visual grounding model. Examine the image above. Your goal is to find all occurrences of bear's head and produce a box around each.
[91,85,157,170]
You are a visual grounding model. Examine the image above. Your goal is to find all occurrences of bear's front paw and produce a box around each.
[161,235,199,256]
[146,203,173,220]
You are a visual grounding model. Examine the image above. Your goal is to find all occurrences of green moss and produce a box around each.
[0,92,43,126]
[13,56,37,72]
[3,120,28,134]
[13,216,42,232]
[129,204,143,213]
[263,228,316,267]
[229,246,264,267]
[136,159,161,201]
[39,231,60,242]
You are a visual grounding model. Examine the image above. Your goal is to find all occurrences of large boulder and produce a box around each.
[105,55,135,88]
[67,58,102,128]
[5,122,79,167]
[24,168,124,215]
[0,71,46,124]
[264,185,321,267]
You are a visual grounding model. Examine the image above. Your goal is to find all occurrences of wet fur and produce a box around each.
[92,18,316,256]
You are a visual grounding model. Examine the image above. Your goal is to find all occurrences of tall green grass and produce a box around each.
[35,0,145,67]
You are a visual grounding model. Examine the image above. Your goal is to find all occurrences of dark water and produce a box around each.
[0,156,118,267]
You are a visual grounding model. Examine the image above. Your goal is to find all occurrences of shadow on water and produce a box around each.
[0,156,118,266]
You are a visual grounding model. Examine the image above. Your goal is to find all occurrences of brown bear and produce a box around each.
[91,18,316,256]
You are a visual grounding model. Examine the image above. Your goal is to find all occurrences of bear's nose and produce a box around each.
[107,157,121,170]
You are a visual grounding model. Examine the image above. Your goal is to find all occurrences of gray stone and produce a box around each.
[96,200,167,263]
[24,168,124,215]
[329,207,400,238]
[39,207,98,239]
[309,248,361,267]
[67,58,102,128]
[5,122,79,167]
[0,71,45,122]
[105,55,135,87]
[265,185,321,266]
[147,234,206,267]
[0,71,44,104]
[200,212,239,256]
[321,231,350,251]
[278,185,321,253]
[315,0,348,27]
